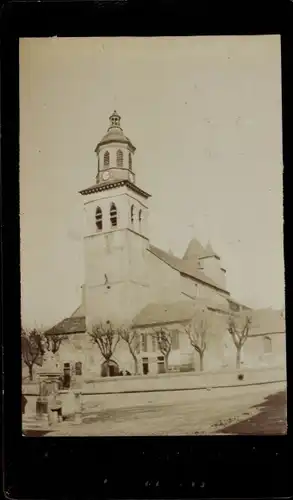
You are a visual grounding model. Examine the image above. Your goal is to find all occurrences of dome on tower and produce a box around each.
[95,110,136,152]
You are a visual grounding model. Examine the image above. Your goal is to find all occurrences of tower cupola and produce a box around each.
[94,111,136,185]
[109,110,122,129]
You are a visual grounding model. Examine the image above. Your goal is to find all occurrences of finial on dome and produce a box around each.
[109,110,121,129]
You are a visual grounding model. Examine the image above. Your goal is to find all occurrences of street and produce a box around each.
[23,381,286,437]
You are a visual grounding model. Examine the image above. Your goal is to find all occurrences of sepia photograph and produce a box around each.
[20,35,286,437]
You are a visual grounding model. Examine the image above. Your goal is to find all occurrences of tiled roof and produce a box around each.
[79,179,151,199]
[45,309,86,336]
[148,244,228,293]
[132,298,230,327]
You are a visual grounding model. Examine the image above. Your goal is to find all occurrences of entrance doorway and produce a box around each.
[142,357,149,375]
[101,360,120,377]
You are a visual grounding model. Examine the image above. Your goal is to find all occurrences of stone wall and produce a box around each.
[83,365,286,394]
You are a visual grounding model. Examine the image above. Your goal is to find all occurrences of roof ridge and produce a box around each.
[148,244,227,293]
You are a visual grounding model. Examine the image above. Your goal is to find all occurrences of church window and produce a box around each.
[110,202,117,227]
[117,149,123,167]
[131,205,134,224]
[104,151,110,167]
[171,331,179,350]
[139,209,142,231]
[263,336,272,354]
[95,206,103,231]
[129,152,132,171]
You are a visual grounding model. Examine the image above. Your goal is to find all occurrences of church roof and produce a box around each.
[95,129,135,152]
[201,241,220,259]
[183,238,207,260]
[148,244,228,293]
[133,298,229,327]
[45,309,86,336]
[183,239,220,260]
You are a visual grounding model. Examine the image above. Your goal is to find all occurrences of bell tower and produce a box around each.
[80,112,151,327]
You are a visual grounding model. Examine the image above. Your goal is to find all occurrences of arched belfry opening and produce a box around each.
[129,152,132,171]
[104,151,110,167]
[117,149,123,167]
[95,206,103,231]
[110,202,118,228]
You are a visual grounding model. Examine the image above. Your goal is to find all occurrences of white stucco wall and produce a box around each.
[83,186,149,237]
[146,251,183,304]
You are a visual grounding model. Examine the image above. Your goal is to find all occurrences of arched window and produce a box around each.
[104,151,110,167]
[263,336,272,354]
[110,202,117,227]
[95,206,103,231]
[138,209,142,231]
[129,152,132,171]
[131,205,134,224]
[117,149,123,167]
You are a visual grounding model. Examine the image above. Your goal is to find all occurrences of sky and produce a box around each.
[19,35,285,329]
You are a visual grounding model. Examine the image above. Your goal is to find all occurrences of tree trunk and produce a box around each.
[29,365,33,381]
[132,353,139,375]
[199,351,204,372]
[236,347,241,369]
[164,354,169,373]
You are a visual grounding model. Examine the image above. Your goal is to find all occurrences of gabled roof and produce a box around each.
[148,244,228,293]
[133,298,229,327]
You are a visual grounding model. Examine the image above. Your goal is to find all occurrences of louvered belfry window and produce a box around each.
[129,152,132,171]
[104,151,110,167]
[96,206,103,231]
[110,202,117,227]
[117,149,123,167]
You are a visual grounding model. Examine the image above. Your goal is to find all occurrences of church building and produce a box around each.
[45,111,286,377]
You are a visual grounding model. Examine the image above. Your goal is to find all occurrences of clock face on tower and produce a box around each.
[102,171,110,181]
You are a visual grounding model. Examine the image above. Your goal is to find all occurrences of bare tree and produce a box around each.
[21,328,45,381]
[152,327,172,372]
[88,321,120,375]
[119,328,141,375]
[227,312,252,369]
[184,308,210,371]
[44,333,67,354]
